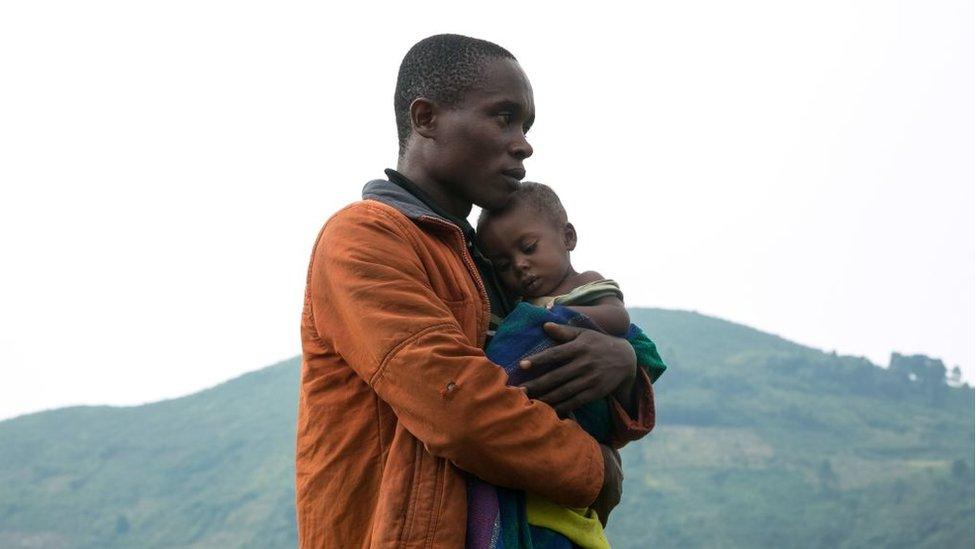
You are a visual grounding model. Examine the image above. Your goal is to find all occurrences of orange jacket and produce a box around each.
[297,180,655,548]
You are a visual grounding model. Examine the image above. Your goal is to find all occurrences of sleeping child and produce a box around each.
[466,182,667,549]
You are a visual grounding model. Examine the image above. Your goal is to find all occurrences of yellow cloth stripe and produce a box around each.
[525,492,611,549]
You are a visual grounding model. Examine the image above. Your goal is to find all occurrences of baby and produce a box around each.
[477,181,630,339]
[474,182,639,549]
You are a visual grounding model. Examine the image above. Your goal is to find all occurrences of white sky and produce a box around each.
[0,1,973,421]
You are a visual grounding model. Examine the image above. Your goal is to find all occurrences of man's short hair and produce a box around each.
[477,182,568,231]
[394,34,516,156]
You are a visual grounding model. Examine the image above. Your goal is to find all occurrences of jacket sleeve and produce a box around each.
[607,368,656,449]
[307,203,604,508]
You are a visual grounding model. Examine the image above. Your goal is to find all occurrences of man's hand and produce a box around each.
[518,323,637,417]
[592,444,623,527]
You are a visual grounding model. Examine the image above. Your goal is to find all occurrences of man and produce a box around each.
[296,34,656,548]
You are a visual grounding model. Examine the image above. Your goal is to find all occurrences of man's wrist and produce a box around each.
[611,341,639,415]
[611,372,638,415]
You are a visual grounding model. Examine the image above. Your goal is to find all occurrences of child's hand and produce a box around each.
[518,322,637,416]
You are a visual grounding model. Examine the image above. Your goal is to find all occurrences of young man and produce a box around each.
[296,34,656,548]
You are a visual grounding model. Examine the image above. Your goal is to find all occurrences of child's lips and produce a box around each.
[523,276,540,293]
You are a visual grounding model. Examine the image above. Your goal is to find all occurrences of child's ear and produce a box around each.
[409,97,438,139]
[563,222,577,251]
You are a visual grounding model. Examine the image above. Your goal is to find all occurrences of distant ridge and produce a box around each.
[1,308,972,548]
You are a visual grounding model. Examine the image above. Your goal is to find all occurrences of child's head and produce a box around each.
[477,182,577,299]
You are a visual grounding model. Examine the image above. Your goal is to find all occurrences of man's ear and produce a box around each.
[563,222,578,251]
[409,98,437,139]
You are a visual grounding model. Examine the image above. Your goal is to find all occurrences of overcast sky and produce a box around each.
[1,1,973,421]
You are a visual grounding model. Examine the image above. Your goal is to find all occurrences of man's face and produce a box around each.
[427,58,536,211]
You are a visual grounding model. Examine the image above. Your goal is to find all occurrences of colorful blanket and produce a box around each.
[466,302,667,548]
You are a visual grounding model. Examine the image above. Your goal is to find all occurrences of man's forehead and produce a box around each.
[468,58,535,110]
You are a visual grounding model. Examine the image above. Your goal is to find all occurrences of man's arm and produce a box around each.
[308,203,604,508]
[592,445,623,527]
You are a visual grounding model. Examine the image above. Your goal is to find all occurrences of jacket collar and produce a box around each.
[362,170,477,241]
[361,171,517,321]
[362,177,449,223]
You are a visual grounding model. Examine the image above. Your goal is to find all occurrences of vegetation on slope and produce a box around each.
[0,309,971,548]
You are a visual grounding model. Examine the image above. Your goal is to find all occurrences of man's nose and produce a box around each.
[510,133,533,160]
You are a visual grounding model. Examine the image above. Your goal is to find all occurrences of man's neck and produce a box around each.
[395,158,473,220]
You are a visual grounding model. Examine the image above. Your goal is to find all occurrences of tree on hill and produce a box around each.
[888,352,950,403]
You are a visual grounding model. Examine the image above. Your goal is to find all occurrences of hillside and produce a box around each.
[0,308,972,548]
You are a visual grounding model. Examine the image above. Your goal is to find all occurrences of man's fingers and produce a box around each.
[522,333,581,369]
[542,322,583,342]
[551,388,601,417]
[521,345,573,370]
[533,371,593,406]
[520,362,581,396]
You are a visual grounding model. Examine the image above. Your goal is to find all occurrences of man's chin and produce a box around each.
[478,189,517,212]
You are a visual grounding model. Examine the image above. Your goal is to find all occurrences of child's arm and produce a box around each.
[565,297,630,337]
[563,271,630,336]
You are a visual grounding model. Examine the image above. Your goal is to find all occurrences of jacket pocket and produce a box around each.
[398,442,449,548]
[422,458,447,549]
[398,442,424,545]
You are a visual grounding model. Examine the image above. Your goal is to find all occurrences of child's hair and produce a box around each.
[477,181,568,231]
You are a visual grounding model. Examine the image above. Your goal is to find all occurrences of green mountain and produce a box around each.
[0,309,972,548]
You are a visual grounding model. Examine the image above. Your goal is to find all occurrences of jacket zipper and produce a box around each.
[418,216,491,347]
[414,216,488,546]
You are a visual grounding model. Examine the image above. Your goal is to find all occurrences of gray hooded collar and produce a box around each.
[362,178,451,223]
